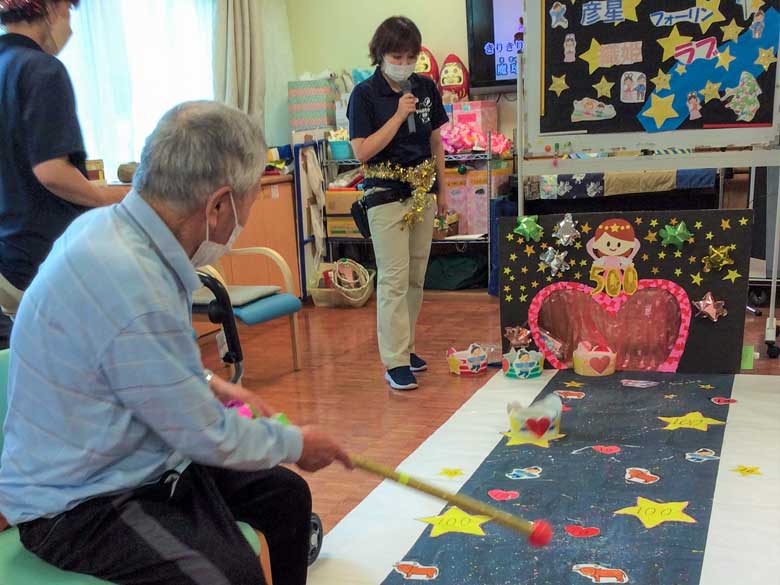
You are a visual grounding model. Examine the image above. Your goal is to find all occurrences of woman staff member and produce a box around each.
[348,16,448,391]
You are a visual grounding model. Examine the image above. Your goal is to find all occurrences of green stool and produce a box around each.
[0,349,265,584]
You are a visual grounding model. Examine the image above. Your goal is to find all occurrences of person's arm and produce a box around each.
[430,128,447,216]
[348,87,417,163]
[33,157,125,207]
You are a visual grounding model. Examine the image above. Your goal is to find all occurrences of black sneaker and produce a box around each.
[385,366,418,390]
[410,353,427,372]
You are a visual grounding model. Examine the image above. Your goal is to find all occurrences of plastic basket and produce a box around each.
[330,141,354,161]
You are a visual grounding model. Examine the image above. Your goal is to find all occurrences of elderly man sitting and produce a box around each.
[0,101,350,585]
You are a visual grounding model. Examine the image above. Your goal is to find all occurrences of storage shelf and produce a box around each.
[324,152,492,166]
[327,237,488,245]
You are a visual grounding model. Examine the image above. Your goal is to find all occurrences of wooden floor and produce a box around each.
[201,291,779,534]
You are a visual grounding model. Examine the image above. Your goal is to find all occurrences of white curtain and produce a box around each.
[59,0,216,181]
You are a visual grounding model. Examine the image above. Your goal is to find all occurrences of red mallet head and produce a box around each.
[529,520,553,547]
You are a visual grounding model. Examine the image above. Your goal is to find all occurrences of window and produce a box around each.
[59,0,215,181]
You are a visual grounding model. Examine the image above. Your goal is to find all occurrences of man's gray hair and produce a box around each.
[133,101,266,212]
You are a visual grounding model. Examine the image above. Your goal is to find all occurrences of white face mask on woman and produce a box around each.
[190,194,243,268]
[382,60,416,83]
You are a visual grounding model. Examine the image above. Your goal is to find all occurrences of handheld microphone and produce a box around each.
[399,79,416,134]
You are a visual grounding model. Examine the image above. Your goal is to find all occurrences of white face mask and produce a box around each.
[190,194,243,268]
[382,60,416,83]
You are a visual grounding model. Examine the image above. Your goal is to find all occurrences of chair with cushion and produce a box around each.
[0,349,273,584]
[193,247,303,377]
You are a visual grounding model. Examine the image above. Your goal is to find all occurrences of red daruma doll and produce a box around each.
[586,219,641,296]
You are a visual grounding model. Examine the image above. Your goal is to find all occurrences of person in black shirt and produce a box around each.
[348,16,449,391]
[0,0,123,348]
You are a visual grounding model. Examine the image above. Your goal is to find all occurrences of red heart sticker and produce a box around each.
[488,489,520,501]
[565,525,601,538]
[592,445,621,455]
[589,356,611,373]
[711,397,737,405]
[526,417,551,437]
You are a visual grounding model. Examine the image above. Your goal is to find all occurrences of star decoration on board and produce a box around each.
[658,26,693,62]
[546,276,553,282]
[650,219,659,227]
[755,47,778,72]
[642,94,679,129]
[700,81,722,103]
[520,293,528,302]
[642,253,650,261]
[658,251,667,259]
[574,241,583,249]
[549,74,569,97]
[729,243,737,251]
[531,280,539,288]
[694,221,703,229]
[651,69,672,91]
[664,394,677,399]
[716,47,736,70]
[504,267,512,275]
[674,250,683,258]
[739,217,749,226]
[659,411,725,431]
[676,64,688,75]
[699,384,715,390]
[651,267,660,275]
[580,39,603,75]
[537,262,548,273]
[689,256,697,264]
[732,465,762,477]
[521,267,528,274]
[705,231,714,240]
[506,233,514,241]
[510,253,518,261]
[565,381,585,388]
[645,230,658,243]
[580,259,588,266]
[418,507,492,537]
[540,242,549,250]
[438,468,464,478]
[621,0,641,21]
[581,222,592,234]
[720,19,743,43]
[593,76,615,98]
[721,219,731,230]
[574,272,582,280]
[503,429,566,448]
[695,0,724,33]
[693,292,727,321]
[615,497,696,529]
[670,218,679,225]
[691,272,704,285]
[674,268,683,276]
[688,237,696,244]
[509,275,516,281]
[525,244,536,257]
[505,295,513,302]
[723,269,742,283]
[503,286,510,293]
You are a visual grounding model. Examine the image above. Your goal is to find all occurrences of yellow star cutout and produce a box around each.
[665,394,677,399]
[676,64,687,75]
[658,26,693,62]
[645,230,658,243]
[505,294,513,302]
[721,219,731,230]
[674,268,682,277]
[615,497,696,529]
[658,251,667,259]
[506,233,514,241]
[531,280,539,288]
[739,217,749,226]
[521,266,528,274]
[621,0,641,21]
[705,231,714,240]
[752,0,765,10]
[642,94,679,129]
[525,244,536,257]
[503,285,510,293]
[574,272,582,280]
[580,259,588,267]
[674,250,682,258]
[574,241,583,249]
[700,81,722,104]
[694,221,703,229]
[537,262,548,273]
[515,236,525,245]
[509,275,516,282]
[651,267,660,275]
[688,237,695,244]
[418,507,492,537]
[546,276,553,282]
[635,217,643,225]
[642,253,650,261]
[549,74,569,97]
[565,381,584,388]
[503,429,566,448]
[581,223,592,234]
[593,76,615,98]
[716,46,736,70]
[650,219,659,227]
[504,267,512,275]
[580,39,603,75]
[729,243,737,251]
[691,272,703,285]
[540,243,549,250]
[510,253,518,261]
[689,256,697,263]
[519,293,528,302]
[520,285,526,291]
[723,269,741,283]
[651,69,672,92]
[720,19,743,43]
[695,0,724,33]
[732,465,762,477]
[699,384,715,390]
[438,468,464,478]
[755,47,777,72]
[659,411,725,431]
[670,218,678,225]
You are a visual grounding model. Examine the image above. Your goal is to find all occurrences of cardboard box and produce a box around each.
[452,101,498,134]
[326,216,362,238]
[325,190,362,216]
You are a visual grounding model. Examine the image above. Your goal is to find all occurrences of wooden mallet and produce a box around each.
[351,454,553,547]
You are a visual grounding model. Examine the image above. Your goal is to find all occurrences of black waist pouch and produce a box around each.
[350,197,371,238]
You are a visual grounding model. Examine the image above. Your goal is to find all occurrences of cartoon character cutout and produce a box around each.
[514,16,525,44]
[750,9,765,39]
[549,2,568,29]
[439,53,469,103]
[687,92,702,120]
[415,46,440,87]
[563,34,576,63]
[587,219,641,271]
[635,73,647,102]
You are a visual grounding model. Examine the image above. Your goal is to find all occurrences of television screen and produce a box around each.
[466,0,525,94]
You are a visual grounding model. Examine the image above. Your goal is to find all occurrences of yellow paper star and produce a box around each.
[509,275,516,281]
[635,217,643,225]
[531,280,539,288]
[642,94,679,129]
[516,236,525,245]
[732,465,762,477]
[705,231,714,240]
[723,269,742,283]
[699,384,715,390]
[503,429,566,448]
[650,219,659,227]
[520,285,526,291]
[418,507,492,537]
[689,256,697,263]
[521,266,528,274]
[525,244,536,257]
[676,64,687,75]
[642,253,650,261]
[519,293,528,302]
[438,468,464,478]
[674,268,682,276]
[537,262,548,273]
[755,47,778,72]
[665,394,677,399]
[720,19,743,43]
[739,217,749,226]
[674,250,683,258]
[574,241,583,249]
[546,276,553,282]
[696,0,724,33]
[670,218,678,225]
[651,69,672,91]
[504,267,511,275]
[565,381,585,388]
[510,253,518,262]
[729,243,737,251]
[615,497,696,529]
[645,230,658,243]
[688,237,695,244]
[540,242,549,250]
[651,267,660,275]
[592,75,615,99]
[622,0,641,21]
[691,272,703,285]
[659,411,725,431]
[580,39,602,75]
[721,219,731,230]
[700,81,722,104]
[549,74,569,97]
[694,221,703,229]
[581,222,592,234]
[658,251,667,259]
[717,46,736,70]
[505,294,513,302]
[506,233,514,241]
[574,272,582,280]
[503,285,510,293]
[580,259,588,266]
[658,26,693,62]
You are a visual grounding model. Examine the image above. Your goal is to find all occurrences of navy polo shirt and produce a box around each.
[0,33,89,291]
[348,68,448,195]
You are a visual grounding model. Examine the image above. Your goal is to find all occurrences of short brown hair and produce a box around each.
[0,0,79,25]
[368,16,422,66]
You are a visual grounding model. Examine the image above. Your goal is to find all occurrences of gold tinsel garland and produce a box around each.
[361,158,437,227]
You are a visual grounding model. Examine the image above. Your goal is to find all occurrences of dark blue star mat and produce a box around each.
[381,370,733,584]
